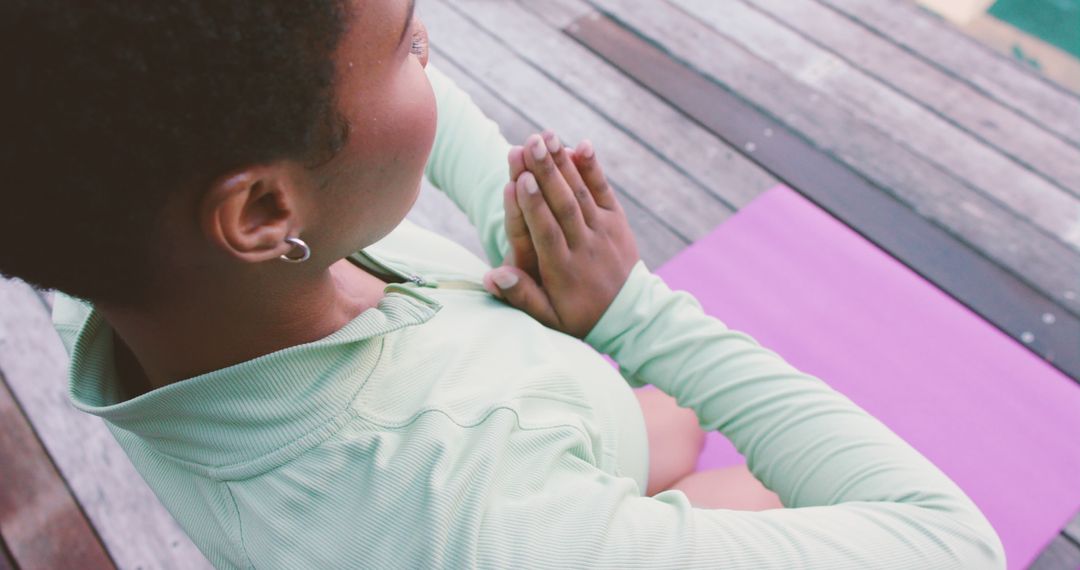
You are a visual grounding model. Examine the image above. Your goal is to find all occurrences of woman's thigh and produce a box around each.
[633,387,707,496]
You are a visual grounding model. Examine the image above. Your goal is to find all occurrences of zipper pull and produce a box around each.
[408,274,427,287]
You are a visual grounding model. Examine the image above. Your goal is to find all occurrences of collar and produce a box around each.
[67,277,441,474]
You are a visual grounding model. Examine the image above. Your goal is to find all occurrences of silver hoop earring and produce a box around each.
[280,236,312,263]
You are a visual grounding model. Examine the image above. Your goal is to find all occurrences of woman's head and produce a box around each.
[2,0,434,306]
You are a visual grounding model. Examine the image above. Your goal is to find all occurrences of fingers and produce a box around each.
[503,181,538,277]
[523,134,588,247]
[542,130,599,227]
[572,140,618,211]
[515,171,568,262]
[483,266,561,330]
[508,146,526,182]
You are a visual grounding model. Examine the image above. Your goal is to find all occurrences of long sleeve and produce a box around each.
[467,260,1004,569]
[423,65,514,266]
[418,66,1005,565]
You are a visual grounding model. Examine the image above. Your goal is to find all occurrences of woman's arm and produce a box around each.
[483,132,1006,568]
[422,65,514,266]
[580,260,1005,566]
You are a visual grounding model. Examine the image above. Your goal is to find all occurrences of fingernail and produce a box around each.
[493,271,519,289]
[545,133,562,154]
[524,174,539,195]
[531,137,547,161]
[580,140,595,159]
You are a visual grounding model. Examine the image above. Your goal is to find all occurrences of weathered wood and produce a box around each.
[429,48,538,145]
[0,278,212,570]
[449,0,779,211]
[0,372,115,570]
[817,0,1080,148]
[584,0,1080,318]
[520,0,594,29]
[424,0,734,244]
[748,0,1080,198]
[430,48,688,268]
[1029,533,1080,570]
[1066,509,1080,544]
[568,10,1080,381]
[674,0,1080,250]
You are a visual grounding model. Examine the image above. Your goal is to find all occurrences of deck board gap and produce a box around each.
[816,0,1080,148]
[741,0,1080,199]
[567,8,1080,381]
[443,0,746,213]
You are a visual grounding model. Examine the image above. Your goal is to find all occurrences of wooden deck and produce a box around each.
[2,1,1078,568]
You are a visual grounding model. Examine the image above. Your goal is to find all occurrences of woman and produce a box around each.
[5,1,1004,568]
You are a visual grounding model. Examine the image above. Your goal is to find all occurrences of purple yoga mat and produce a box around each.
[645,185,1080,569]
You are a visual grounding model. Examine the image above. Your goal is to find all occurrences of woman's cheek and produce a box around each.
[412,71,438,162]
[370,72,436,171]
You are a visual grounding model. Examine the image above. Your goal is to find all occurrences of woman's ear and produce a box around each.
[200,166,303,264]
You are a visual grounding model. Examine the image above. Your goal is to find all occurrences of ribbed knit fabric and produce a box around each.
[51,65,1005,569]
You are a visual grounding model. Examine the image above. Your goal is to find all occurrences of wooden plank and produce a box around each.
[0,278,212,570]
[817,0,1080,148]
[748,0,1080,198]
[0,372,114,570]
[430,48,688,268]
[424,0,734,245]
[519,0,595,29]
[567,11,1080,382]
[430,51,535,145]
[447,0,779,211]
[674,0,1080,251]
[583,0,1080,319]
[1029,534,1080,570]
[1066,509,1080,544]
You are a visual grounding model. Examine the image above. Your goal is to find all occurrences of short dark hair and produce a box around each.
[2,1,349,305]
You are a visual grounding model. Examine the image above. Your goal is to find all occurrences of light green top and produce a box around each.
[52,65,1004,569]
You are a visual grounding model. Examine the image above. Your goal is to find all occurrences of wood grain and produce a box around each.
[430,48,688,268]
[817,0,1080,148]
[0,372,114,570]
[0,278,212,570]
[747,0,1080,199]
[448,0,779,211]
[567,10,1080,382]
[584,0,1080,318]
[673,0,1080,251]
[430,48,537,145]
[424,0,733,244]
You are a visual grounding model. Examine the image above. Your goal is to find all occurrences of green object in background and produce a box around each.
[990,0,1080,58]
[1010,45,1043,69]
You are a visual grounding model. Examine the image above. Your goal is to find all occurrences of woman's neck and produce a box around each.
[102,258,388,398]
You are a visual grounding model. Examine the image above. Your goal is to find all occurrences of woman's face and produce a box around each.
[303,0,435,261]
